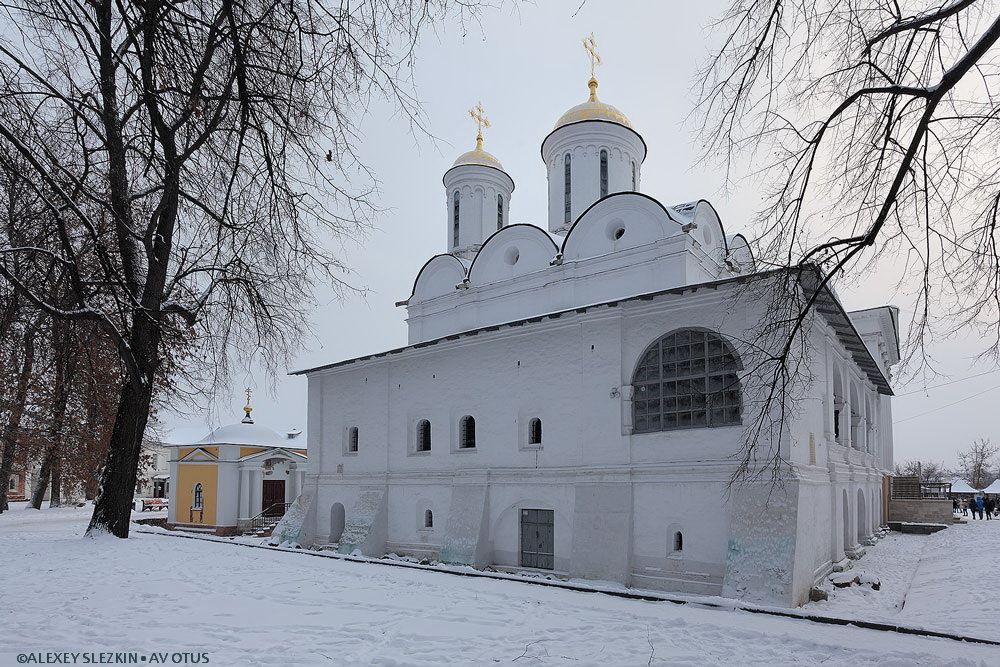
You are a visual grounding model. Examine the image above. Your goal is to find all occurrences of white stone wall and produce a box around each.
[304,282,892,605]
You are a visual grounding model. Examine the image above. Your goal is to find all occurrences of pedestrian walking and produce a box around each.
[974,494,986,520]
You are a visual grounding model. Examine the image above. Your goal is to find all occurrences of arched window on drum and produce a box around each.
[631,329,742,432]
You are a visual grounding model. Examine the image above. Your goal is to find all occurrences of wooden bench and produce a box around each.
[141,498,167,512]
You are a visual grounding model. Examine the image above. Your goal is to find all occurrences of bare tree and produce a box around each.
[0,0,492,536]
[894,459,948,482]
[957,438,999,488]
[0,313,39,512]
[698,2,1000,475]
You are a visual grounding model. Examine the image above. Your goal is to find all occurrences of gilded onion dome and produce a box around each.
[452,138,505,170]
[553,77,633,131]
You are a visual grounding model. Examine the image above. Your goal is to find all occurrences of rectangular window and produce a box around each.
[520,508,554,570]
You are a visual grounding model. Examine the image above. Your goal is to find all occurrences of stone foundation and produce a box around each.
[887,499,952,525]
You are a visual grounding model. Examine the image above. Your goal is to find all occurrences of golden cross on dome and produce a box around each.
[469,101,490,150]
[242,387,254,423]
[583,32,601,80]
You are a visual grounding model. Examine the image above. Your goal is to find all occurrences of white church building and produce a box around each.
[294,57,900,607]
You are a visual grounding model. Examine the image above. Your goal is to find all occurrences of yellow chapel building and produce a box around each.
[166,400,306,535]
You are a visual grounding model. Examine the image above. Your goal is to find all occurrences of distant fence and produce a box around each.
[890,476,951,500]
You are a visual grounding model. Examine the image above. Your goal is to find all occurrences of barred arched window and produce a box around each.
[600,149,608,197]
[563,153,572,224]
[497,194,504,231]
[528,417,542,445]
[632,329,742,432]
[417,419,431,452]
[193,483,204,509]
[424,509,434,528]
[631,161,636,190]
[459,415,476,449]
[452,190,461,247]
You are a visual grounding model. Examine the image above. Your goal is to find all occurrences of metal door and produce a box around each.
[520,508,554,570]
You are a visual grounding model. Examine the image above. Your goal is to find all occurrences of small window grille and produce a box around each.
[528,418,542,446]
[452,190,461,247]
[417,420,431,452]
[459,415,476,449]
[564,154,572,224]
[600,149,608,197]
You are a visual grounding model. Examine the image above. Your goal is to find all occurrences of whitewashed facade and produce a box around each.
[296,77,900,606]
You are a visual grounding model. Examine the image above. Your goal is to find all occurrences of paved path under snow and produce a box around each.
[808,518,1000,642]
[1,505,997,666]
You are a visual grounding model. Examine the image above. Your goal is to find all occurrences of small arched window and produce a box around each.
[632,329,742,432]
[497,194,504,231]
[348,426,359,453]
[631,161,636,190]
[459,415,476,449]
[452,190,461,247]
[564,153,572,224]
[600,149,608,197]
[528,418,542,446]
[417,419,431,452]
[424,509,434,528]
[193,483,204,509]
[673,531,683,552]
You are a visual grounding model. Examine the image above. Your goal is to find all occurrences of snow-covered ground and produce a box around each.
[1,504,998,666]
[808,518,1000,642]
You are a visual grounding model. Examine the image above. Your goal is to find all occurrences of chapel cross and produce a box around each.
[582,32,601,80]
[469,101,490,149]
[243,387,253,423]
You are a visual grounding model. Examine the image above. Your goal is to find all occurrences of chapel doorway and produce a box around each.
[262,480,286,515]
[520,508,554,570]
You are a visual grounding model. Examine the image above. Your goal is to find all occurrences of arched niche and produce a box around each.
[409,254,469,303]
[726,233,756,273]
[467,224,557,286]
[560,192,682,262]
[690,200,728,255]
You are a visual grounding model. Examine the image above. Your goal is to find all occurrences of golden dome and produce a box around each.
[553,78,633,130]
[452,138,505,170]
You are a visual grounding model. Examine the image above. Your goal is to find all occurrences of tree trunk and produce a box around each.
[45,322,73,509]
[0,324,37,513]
[86,320,161,538]
[29,458,51,509]
[31,321,73,510]
[49,457,62,508]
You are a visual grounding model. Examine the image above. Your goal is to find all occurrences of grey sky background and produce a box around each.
[161,1,1000,470]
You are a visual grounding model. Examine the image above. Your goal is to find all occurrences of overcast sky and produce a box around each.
[161,1,999,470]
